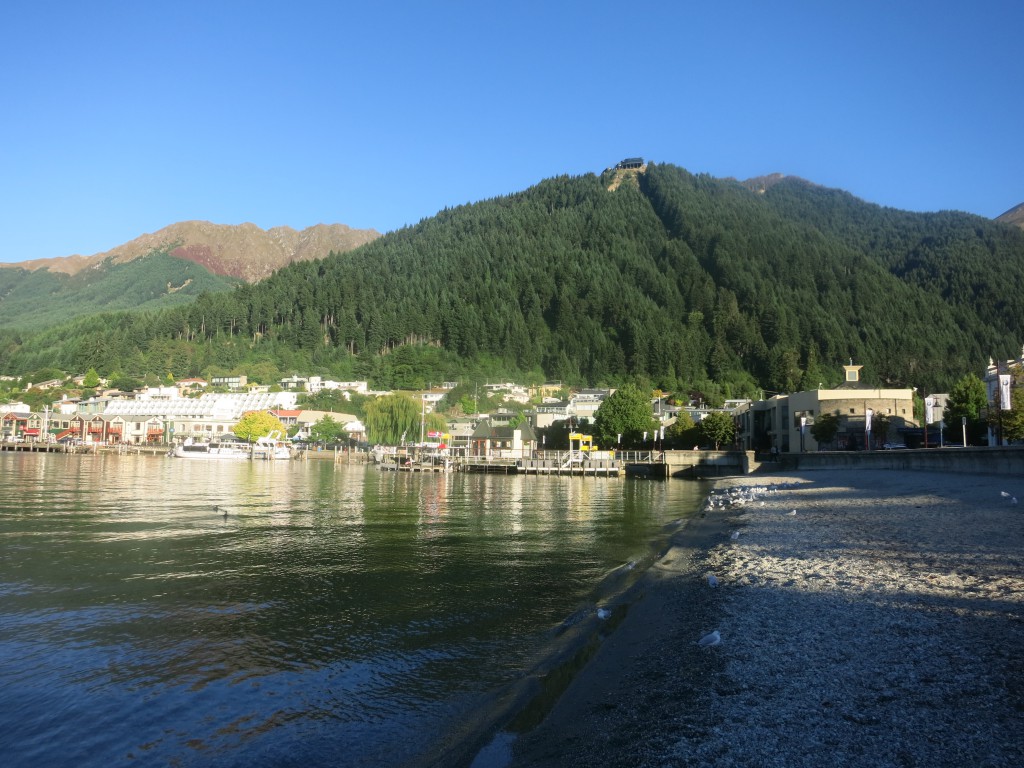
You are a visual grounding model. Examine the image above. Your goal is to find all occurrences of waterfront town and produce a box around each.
[1,354,1020,458]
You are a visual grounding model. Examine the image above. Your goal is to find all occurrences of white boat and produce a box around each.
[171,432,292,461]
[252,432,292,461]
[172,437,251,460]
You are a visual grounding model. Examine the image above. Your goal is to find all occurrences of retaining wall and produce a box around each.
[787,447,1024,476]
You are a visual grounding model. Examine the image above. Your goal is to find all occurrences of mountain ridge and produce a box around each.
[996,203,1024,229]
[1,220,381,283]
[3,163,1024,396]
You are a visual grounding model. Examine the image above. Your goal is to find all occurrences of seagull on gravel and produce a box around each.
[706,573,719,588]
[730,531,740,540]
[597,607,611,620]
[698,630,721,647]
[787,509,797,516]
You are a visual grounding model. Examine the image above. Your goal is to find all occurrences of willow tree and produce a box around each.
[364,393,423,445]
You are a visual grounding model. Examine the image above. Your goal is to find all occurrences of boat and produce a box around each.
[171,432,292,461]
[252,432,293,461]
[172,437,251,460]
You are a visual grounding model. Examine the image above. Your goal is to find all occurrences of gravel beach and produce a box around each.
[505,469,1024,767]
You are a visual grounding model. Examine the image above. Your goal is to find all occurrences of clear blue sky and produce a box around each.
[1,1,1020,263]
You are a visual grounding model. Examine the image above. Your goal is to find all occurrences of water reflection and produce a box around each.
[0,453,707,766]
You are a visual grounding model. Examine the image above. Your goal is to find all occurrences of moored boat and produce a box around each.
[171,432,292,460]
[172,437,251,460]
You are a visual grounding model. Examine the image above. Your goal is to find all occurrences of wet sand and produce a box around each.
[505,470,1024,767]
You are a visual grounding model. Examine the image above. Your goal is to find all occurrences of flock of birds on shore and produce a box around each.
[696,482,804,648]
[692,482,1021,648]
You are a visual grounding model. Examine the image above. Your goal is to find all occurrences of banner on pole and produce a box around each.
[999,374,1012,410]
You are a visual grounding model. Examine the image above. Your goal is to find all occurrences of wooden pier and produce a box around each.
[517,458,621,476]
[376,453,624,477]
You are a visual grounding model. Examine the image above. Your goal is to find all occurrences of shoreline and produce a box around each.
[503,469,1024,767]
[419,490,721,768]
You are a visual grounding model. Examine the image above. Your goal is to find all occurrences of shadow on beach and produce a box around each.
[457,470,1024,768]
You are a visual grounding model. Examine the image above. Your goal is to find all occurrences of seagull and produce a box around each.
[698,630,721,647]
[787,509,797,516]
[730,531,740,540]
[1001,491,1011,497]
[597,607,611,620]
[706,573,719,588]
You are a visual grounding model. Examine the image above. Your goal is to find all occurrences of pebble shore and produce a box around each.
[506,470,1024,767]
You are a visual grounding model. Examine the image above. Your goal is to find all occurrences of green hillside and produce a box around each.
[0,247,239,329]
[3,163,1023,396]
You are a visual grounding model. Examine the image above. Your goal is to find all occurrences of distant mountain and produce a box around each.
[0,221,380,329]
[3,220,381,283]
[996,203,1024,229]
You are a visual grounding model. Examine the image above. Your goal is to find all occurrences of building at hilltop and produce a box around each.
[615,157,644,170]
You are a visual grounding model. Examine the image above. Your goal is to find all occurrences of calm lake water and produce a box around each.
[0,452,708,767]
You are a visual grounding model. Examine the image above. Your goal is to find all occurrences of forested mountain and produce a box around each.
[0,221,380,329]
[0,246,240,330]
[3,163,1023,397]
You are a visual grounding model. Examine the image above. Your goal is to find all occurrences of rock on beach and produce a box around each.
[506,469,1024,767]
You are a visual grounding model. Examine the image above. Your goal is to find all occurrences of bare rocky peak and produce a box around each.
[996,203,1024,230]
[5,220,381,282]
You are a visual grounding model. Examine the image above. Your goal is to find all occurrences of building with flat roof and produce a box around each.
[734,363,917,453]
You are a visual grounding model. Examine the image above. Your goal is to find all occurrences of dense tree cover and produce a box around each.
[3,165,1024,394]
[298,389,372,420]
[0,247,238,330]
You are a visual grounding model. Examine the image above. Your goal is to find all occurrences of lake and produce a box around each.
[0,452,708,767]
